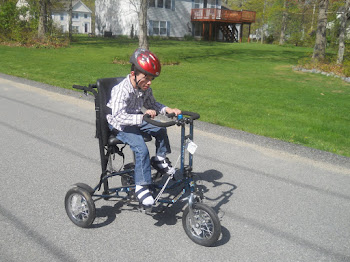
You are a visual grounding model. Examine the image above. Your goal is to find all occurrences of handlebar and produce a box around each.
[143,111,200,127]
[72,84,97,97]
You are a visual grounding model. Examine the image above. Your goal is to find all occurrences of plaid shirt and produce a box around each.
[106,75,167,131]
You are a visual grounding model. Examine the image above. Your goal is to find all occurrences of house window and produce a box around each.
[208,0,216,8]
[150,0,174,9]
[60,14,64,21]
[72,26,79,33]
[84,14,88,19]
[73,13,79,19]
[194,0,201,8]
[165,0,171,9]
[149,0,155,7]
[152,20,168,36]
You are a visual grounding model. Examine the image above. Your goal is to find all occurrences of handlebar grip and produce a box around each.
[72,84,98,97]
[166,113,176,118]
[181,111,200,120]
[72,85,86,91]
[143,114,177,127]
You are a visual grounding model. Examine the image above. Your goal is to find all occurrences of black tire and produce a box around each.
[73,183,95,195]
[65,187,96,228]
[182,203,221,246]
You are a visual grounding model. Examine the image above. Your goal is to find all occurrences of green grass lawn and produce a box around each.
[1,36,349,157]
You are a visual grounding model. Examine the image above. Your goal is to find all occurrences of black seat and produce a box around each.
[96,77,126,147]
[96,77,152,148]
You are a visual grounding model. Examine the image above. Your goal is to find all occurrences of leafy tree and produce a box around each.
[229,0,274,43]
[0,0,19,40]
[0,0,36,42]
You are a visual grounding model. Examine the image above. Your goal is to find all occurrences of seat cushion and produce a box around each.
[108,134,125,146]
[108,132,152,147]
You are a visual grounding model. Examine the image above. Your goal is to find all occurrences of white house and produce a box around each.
[95,0,256,42]
[16,0,92,34]
[51,1,92,34]
[95,0,191,37]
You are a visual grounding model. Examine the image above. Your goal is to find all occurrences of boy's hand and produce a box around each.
[144,109,157,119]
[166,107,182,116]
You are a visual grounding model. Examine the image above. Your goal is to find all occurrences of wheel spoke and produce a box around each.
[69,194,89,222]
[188,208,215,239]
[65,187,96,228]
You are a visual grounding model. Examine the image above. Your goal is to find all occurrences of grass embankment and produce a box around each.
[0,36,349,157]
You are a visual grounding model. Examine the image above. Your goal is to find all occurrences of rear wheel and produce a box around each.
[182,203,221,246]
[65,187,96,228]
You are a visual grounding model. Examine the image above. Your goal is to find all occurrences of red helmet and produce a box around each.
[129,48,161,77]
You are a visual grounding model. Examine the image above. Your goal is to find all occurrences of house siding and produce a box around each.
[95,0,195,38]
[95,0,138,36]
[148,0,193,37]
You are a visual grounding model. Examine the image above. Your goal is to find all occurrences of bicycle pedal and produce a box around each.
[152,172,163,182]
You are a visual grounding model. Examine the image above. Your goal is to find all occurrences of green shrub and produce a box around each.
[343,60,350,77]
[183,34,195,41]
[265,35,274,44]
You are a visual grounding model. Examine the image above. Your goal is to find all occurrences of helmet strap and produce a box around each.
[133,72,142,90]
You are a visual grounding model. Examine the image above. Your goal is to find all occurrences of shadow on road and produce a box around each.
[91,169,237,247]
[150,169,237,246]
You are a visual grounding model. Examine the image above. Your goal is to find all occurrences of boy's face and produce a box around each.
[133,72,154,91]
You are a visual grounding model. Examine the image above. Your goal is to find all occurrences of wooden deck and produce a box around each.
[191,8,256,24]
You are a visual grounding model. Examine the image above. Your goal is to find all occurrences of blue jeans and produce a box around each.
[112,121,171,186]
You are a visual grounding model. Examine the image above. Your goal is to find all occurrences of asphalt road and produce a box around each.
[1,74,350,262]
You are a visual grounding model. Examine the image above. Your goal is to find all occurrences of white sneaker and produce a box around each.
[135,185,154,206]
[151,156,175,176]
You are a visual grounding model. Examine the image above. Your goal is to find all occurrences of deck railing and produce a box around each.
[191,8,256,23]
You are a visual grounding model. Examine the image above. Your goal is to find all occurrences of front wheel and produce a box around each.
[182,203,221,246]
[65,186,96,228]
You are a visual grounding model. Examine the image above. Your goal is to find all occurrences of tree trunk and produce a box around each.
[300,1,307,41]
[38,0,47,40]
[261,0,267,44]
[312,0,329,61]
[337,0,350,65]
[310,0,316,32]
[68,0,73,41]
[138,0,149,49]
[279,0,287,45]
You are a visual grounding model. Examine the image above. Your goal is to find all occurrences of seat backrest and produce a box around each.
[96,77,125,146]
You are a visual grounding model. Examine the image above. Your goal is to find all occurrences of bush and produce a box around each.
[343,60,350,77]
[287,31,315,47]
[183,34,195,41]
[0,1,19,40]
[0,1,69,48]
[265,35,274,44]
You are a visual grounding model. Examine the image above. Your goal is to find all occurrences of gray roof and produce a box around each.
[52,1,81,12]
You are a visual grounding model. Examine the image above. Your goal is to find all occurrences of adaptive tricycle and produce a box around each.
[64,77,221,246]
